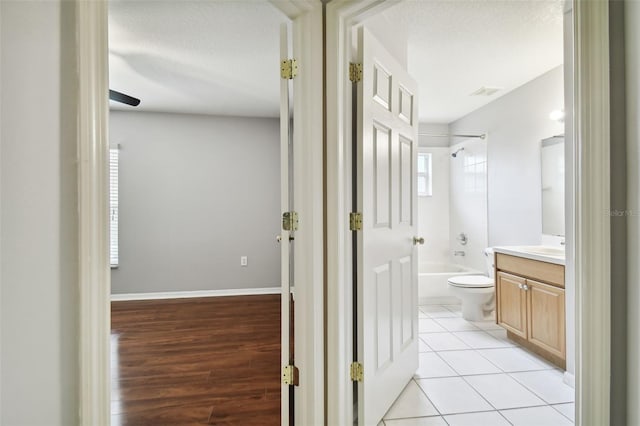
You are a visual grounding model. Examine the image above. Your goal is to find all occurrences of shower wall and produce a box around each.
[449,139,488,272]
[417,147,451,264]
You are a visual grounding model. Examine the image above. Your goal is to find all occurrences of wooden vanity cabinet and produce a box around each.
[496,272,527,338]
[495,253,566,368]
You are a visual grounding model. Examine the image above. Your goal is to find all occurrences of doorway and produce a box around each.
[107,2,289,424]
[326,1,612,425]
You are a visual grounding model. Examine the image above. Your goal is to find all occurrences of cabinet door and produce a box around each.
[496,272,527,338]
[527,279,565,358]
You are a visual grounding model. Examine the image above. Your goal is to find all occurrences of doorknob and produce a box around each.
[413,237,425,245]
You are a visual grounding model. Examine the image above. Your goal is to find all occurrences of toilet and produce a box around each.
[447,248,495,321]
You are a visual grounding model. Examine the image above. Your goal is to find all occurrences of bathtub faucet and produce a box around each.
[453,251,466,257]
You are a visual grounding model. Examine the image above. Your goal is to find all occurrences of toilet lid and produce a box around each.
[448,275,494,288]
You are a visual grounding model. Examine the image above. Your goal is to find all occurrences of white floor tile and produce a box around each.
[438,350,502,376]
[464,373,546,410]
[433,317,480,332]
[420,305,457,318]
[442,304,462,314]
[384,380,439,420]
[485,329,517,346]
[420,332,470,351]
[416,377,493,415]
[414,353,457,379]
[552,403,575,422]
[384,416,448,426]
[419,318,446,333]
[500,406,573,425]
[419,339,433,353]
[510,370,575,404]
[453,331,512,349]
[477,348,555,372]
[471,320,503,331]
[444,411,511,426]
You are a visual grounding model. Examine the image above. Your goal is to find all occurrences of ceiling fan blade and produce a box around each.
[109,89,141,107]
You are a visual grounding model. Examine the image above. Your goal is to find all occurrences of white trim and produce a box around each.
[110,287,282,302]
[76,1,110,425]
[564,372,576,389]
[291,4,325,425]
[573,1,611,424]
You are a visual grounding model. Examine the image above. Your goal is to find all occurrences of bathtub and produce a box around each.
[419,262,482,305]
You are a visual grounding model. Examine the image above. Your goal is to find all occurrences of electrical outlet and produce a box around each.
[240,256,248,267]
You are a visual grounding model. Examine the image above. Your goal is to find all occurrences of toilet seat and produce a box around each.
[448,275,494,288]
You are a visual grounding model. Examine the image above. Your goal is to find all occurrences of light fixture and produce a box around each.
[549,109,565,123]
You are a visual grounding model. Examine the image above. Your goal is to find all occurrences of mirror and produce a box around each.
[541,136,565,236]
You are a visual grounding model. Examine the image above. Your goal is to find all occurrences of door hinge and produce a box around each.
[282,364,299,386]
[281,59,298,79]
[349,212,362,231]
[350,362,363,382]
[349,62,362,83]
[282,211,299,231]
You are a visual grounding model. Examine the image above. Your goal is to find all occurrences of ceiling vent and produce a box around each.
[470,86,502,96]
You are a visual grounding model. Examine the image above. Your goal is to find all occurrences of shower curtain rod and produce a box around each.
[418,133,486,139]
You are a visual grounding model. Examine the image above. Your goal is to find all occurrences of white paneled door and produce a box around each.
[280,23,294,426]
[355,27,420,425]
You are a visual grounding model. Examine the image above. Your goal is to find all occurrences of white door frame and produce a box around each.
[326,0,611,424]
[76,1,324,425]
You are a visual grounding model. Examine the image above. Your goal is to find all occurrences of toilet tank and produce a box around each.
[484,248,495,278]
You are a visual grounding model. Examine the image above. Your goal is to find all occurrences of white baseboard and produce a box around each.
[563,371,575,388]
[111,287,281,301]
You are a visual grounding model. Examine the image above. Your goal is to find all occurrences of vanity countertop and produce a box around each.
[493,246,565,266]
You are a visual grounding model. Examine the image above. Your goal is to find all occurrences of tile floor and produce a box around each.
[381,304,575,426]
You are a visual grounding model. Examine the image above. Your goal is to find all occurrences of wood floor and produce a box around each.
[111,295,281,425]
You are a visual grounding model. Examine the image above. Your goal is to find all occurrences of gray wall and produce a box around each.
[626,1,640,424]
[450,66,565,247]
[110,112,280,295]
[0,1,79,424]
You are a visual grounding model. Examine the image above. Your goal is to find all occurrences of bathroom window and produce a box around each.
[109,147,119,268]
[417,152,432,196]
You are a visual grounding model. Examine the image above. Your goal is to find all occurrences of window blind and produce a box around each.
[110,148,119,267]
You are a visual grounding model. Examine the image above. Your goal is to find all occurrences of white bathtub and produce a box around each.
[419,262,483,305]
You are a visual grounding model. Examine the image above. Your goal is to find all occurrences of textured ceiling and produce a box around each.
[369,0,564,123]
[109,0,564,121]
[108,0,287,117]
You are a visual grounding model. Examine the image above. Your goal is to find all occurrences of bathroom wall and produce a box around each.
[450,66,565,247]
[449,138,488,272]
[110,111,280,295]
[418,122,450,148]
[417,147,450,264]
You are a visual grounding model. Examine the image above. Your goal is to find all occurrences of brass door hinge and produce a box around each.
[282,211,299,231]
[282,364,299,386]
[281,59,298,79]
[349,212,362,231]
[349,62,362,83]
[350,362,363,382]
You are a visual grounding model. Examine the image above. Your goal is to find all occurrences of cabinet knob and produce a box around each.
[523,284,529,291]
